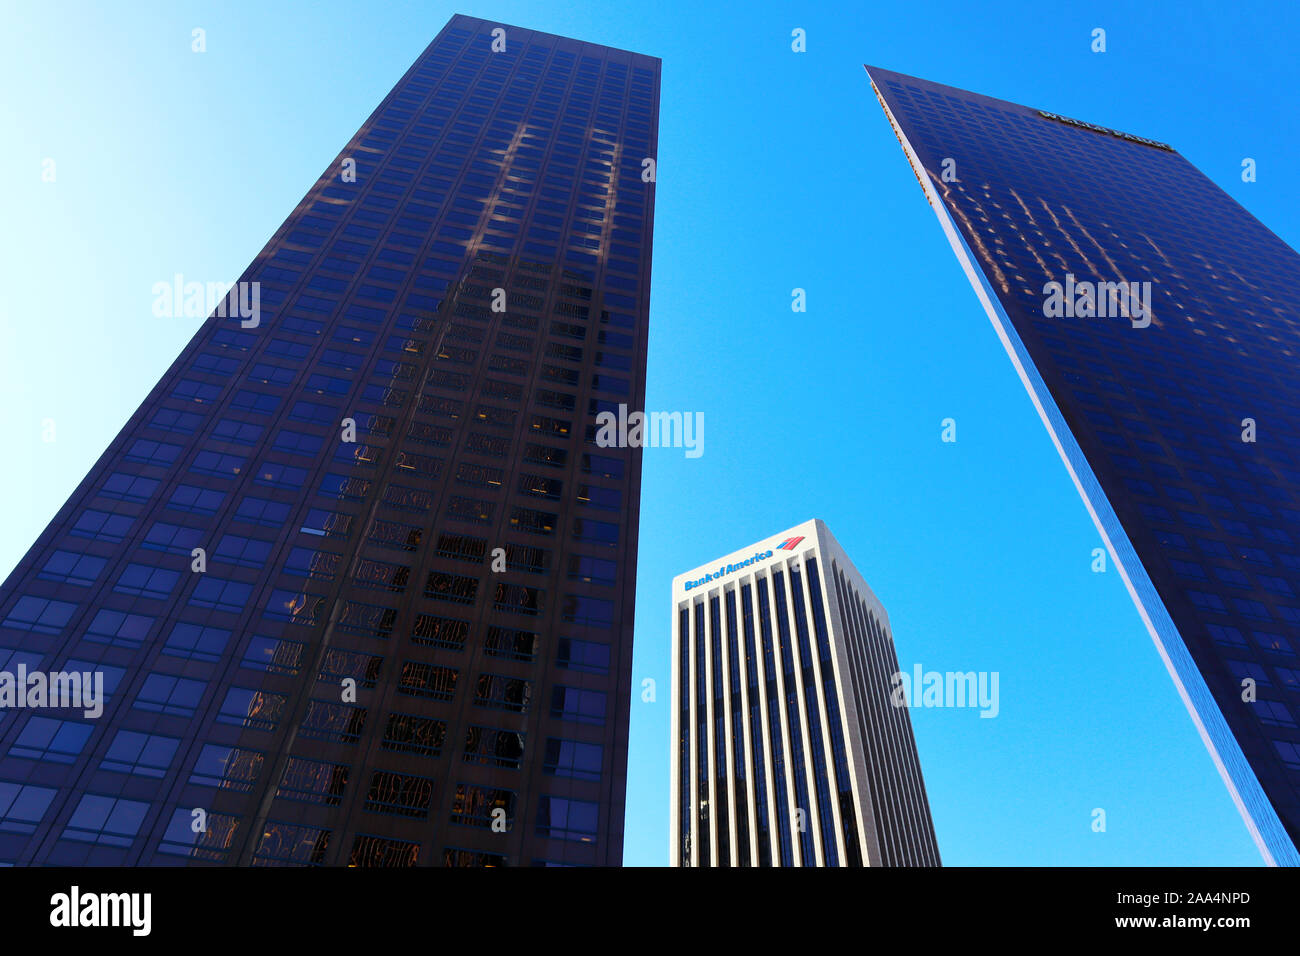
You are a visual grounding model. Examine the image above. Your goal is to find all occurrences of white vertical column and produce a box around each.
[817,559,872,866]
[702,593,718,866]
[670,604,681,866]
[735,585,759,866]
[798,549,847,867]
[762,568,803,866]
[779,556,823,866]
[748,574,781,867]
[687,601,699,867]
[720,590,739,866]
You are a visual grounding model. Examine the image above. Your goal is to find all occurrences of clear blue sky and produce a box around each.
[2,0,1297,866]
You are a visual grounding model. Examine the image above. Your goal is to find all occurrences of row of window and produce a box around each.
[0,779,600,857]
[0,621,610,725]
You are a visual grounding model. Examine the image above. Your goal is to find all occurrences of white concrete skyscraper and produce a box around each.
[670,519,940,866]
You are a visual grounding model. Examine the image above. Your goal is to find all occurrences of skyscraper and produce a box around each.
[0,14,659,867]
[670,519,940,866]
[867,66,1300,865]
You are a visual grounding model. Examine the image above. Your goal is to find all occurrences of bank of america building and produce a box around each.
[671,520,941,866]
[868,66,1300,865]
[0,16,658,866]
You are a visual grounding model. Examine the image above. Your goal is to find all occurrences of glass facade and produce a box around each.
[868,65,1300,865]
[0,14,659,866]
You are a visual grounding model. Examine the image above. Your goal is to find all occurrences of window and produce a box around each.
[66,659,125,700]
[213,418,263,446]
[455,462,504,488]
[213,534,273,569]
[84,609,154,650]
[157,808,240,862]
[424,572,479,605]
[350,834,420,867]
[300,699,368,744]
[535,795,598,843]
[230,389,280,415]
[364,771,434,818]
[1255,699,1296,728]
[190,451,245,479]
[273,428,324,457]
[0,782,57,834]
[255,461,308,490]
[235,496,291,528]
[335,600,396,638]
[252,822,331,866]
[382,713,446,757]
[10,717,93,763]
[38,550,106,587]
[443,846,507,867]
[561,594,614,628]
[320,473,372,502]
[557,637,610,675]
[446,496,494,524]
[172,379,222,404]
[519,473,562,500]
[543,738,602,782]
[217,687,287,731]
[494,583,544,616]
[463,726,524,769]
[100,472,159,503]
[398,661,459,701]
[1,596,76,634]
[302,508,355,540]
[69,509,133,543]
[261,590,325,629]
[63,794,150,847]
[162,622,231,662]
[525,444,567,469]
[241,634,306,674]
[449,783,515,829]
[167,484,225,515]
[141,521,204,555]
[318,648,383,687]
[134,673,207,717]
[189,577,254,614]
[510,507,557,536]
[114,563,180,601]
[572,517,619,546]
[484,626,538,662]
[582,452,623,480]
[124,439,181,467]
[576,484,621,511]
[474,673,532,713]
[276,757,350,806]
[567,554,616,586]
[101,730,179,778]
[189,744,264,792]
[352,558,410,592]
[551,685,606,725]
[290,399,339,426]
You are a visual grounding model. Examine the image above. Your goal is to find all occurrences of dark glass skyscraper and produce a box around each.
[868,66,1300,865]
[0,14,659,867]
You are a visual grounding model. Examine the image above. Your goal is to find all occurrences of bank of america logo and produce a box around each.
[775,536,804,551]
